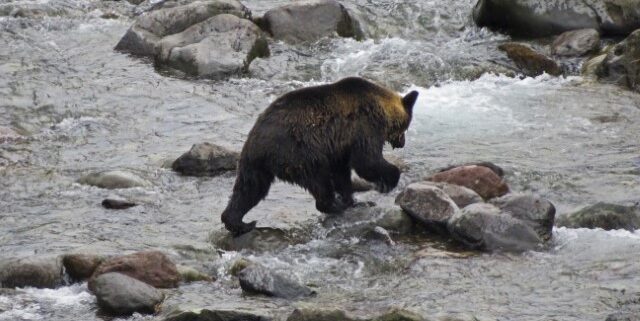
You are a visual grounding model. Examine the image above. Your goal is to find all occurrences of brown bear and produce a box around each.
[221,77,419,235]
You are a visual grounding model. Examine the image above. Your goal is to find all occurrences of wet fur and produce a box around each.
[221,77,418,236]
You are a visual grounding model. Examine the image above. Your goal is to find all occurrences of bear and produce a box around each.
[221,77,419,236]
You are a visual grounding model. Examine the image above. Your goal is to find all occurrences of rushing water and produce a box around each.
[1,0,640,320]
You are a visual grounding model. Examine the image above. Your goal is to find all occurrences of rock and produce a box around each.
[172,142,239,176]
[176,265,214,282]
[551,29,600,56]
[556,202,640,231]
[229,258,253,277]
[582,51,609,78]
[237,264,315,299]
[102,199,137,209]
[597,29,640,92]
[62,254,105,282]
[92,272,164,316]
[213,227,306,252]
[286,308,359,321]
[395,183,460,229]
[439,162,505,178]
[418,181,483,208]
[0,256,63,289]
[498,42,562,77]
[261,0,363,43]
[368,226,396,246]
[164,307,272,321]
[373,308,426,321]
[606,313,640,321]
[428,165,509,200]
[473,0,640,37]
[447,203,543,252]
[0,126,21,143]
[89,251,180,291]
[490,193,556,241]
[160,14,269,79]
[78,170,150,189]
[115,0,251,56]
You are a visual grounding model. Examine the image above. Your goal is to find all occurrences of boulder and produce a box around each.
[62,254,106,282]
[237,264,315,299]
[77,170,150,189]
[229,258,253,276]
[556,202,640,231]
[213,227,305,252]
[176,265,214,282]
[373,309,426,321]
[597,29,640,92]
[160,14,269,79]
[551,29,600,56]
[395,183,460,228]
[438,161,505,177]
[115,0,251,56]
[428,165,509,200]
[101,199,137,209]
[418,181,483,208]
[447,203,543,252]
[164,307,272,321]
[0,256,63,289]
[286,308,359,321]
[89,251,180,291]
[473,0,640,37]
[498,42,562,77]
[172,142,239,176]
[261,0,363,43]
[490,193,556,241]
[92,272,164,316]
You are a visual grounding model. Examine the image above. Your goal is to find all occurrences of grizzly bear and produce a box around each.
[221,77,419,235]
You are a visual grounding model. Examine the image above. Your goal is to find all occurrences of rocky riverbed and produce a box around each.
[2,0,640,320]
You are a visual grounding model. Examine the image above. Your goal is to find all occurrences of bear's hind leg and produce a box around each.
[221,165,274,236]
[306,175,343,214]
[331,164,355,210]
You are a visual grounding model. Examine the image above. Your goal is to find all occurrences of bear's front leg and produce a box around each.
[353,159,400,194]
[331,165,355,210]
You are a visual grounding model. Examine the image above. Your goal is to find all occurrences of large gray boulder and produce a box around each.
[115,0,268,79]
[556,202,640,231]
[490,193,556,241]
[172,142,239,176]
[0,256,64,289]
[395,183,460,228]
[473,0,640,37]
[597,29,640,92]
[551,28,600,56]
[92,272,164,316]
[237,264,315,299]
[261,0,363,43]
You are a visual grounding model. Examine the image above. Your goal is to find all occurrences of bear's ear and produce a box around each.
[402,91,419,114]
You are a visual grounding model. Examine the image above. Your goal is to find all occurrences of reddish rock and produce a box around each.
[89,251,180,291]
[428,165,509,200]
[62,254,105,282]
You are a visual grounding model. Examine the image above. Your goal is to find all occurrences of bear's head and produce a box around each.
[386,90,419,149]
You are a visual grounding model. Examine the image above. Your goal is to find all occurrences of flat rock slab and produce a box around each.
[78,170,150,189]
[92,272,164,316]
[238,264,315,299]
[262,0,363,43]
[89,251,180,291]
[172,142,239,176]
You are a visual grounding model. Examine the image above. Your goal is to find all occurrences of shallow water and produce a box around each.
[1,0,640,320]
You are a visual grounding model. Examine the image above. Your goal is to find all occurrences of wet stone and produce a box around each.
[77,170,150,189]
[212,227,307,252]
[238,264,315,299]
[164,307,272,321]
[418,181,483,208]
[597,29,640,92]
[556,202,640,231]
[102,198,137,209]
[373,308,426,321]
[176,265,214,283]
[428,165,509,200]
[551,28,600,56]
[172,142,239,176]
[286,308,359,321]
[92,272,164,316]
[395,182,460,228]
[62,254,106,282]
[89,251,180,290]
[490,193,556,241]
[498,42,562,77]
[0,256,63,289]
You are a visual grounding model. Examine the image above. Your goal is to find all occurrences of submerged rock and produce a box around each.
[395,183,460,229]
[373,308,426,321]
[238,264,315,299]
[176,265,214,283]
[260,0,363,43]
[89,251,180,290]
[556,202,640,231]
[551,28,600,56]
[213,227,308,252]
[78,170,150,189]
[62,254,106,282]
[490,193,556,241]
[473,0,640,37]
[0,256,63,289]
[102,198,137,209]
[606,313,640,321]
[164,307,272,321]
[448,203,543,252]
[286,308,359,321]
[92,272,164,316]
[597,29,640,92]
[498,42,562,77]
[428,165,509,200]
[172,142,239,176]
